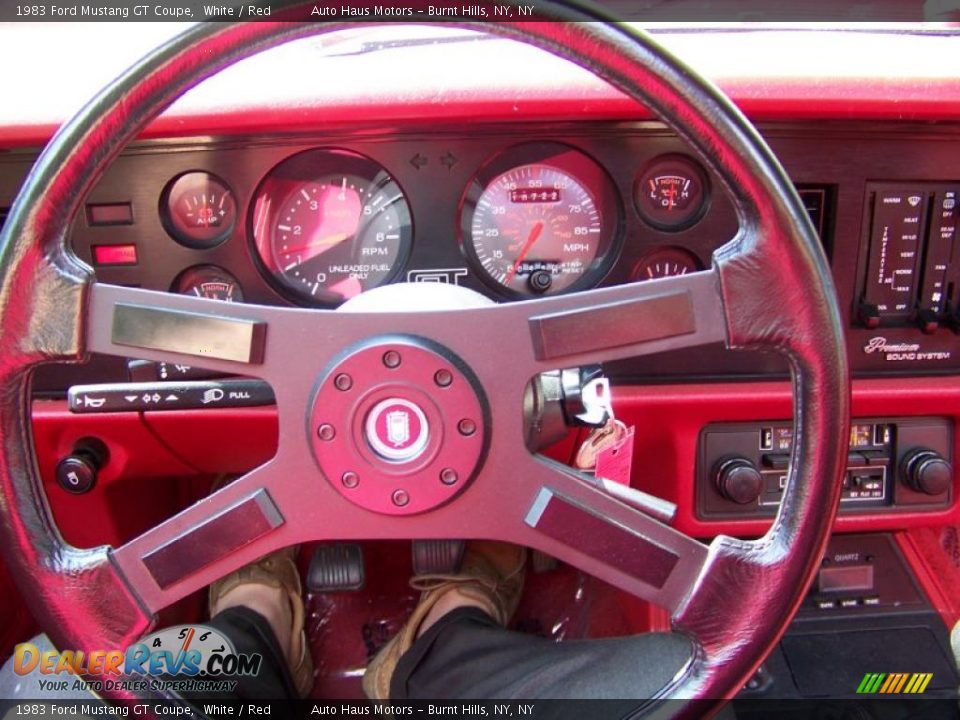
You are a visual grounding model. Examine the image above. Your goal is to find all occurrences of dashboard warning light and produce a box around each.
[92,244,138,266]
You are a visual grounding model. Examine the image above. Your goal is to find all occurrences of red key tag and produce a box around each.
[595,425,635,486]
[574,419,626,471]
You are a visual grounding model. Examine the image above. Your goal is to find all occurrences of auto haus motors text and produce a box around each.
[12,641,261,679]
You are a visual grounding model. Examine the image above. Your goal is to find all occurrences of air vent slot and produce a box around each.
[796,185,836,257]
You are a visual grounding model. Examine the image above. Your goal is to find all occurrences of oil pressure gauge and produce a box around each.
[634,155,709,231]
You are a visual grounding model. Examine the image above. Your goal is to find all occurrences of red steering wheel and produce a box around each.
[0,8,849,715]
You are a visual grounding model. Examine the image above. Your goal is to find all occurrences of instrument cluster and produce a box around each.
[71,131,731,310]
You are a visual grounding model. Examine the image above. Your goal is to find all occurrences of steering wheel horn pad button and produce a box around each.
[311,339,487,515]
[365,398,430,463]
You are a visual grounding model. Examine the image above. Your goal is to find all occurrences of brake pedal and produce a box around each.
[412,540,465,575]
[307,543,365,592]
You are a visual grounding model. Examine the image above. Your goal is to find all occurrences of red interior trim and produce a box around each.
[4,27,960,149]
[5,79,960,150]
[31,374,960,548]
[613,376,960,538]
[895,529,959,630]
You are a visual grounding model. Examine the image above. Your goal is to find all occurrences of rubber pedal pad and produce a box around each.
[307,543,365,592]
[412,540,465,575]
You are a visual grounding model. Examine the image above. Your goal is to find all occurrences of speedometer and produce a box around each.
[460,144,621,297]
[250,149,412,305]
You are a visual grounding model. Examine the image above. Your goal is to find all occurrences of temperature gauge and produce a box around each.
[635,155,709,231]
[162,172,237,248]
[631,247,702,282]
[173,265,244,302]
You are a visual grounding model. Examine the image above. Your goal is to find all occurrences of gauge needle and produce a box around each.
[506,220,545,285]
[284,233,350,258]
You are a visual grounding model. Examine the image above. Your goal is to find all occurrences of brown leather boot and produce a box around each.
[362,541,527,700]
[209,547,315,697]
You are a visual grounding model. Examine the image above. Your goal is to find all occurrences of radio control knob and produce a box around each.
[714,458,763,504]
[902,449,952,496]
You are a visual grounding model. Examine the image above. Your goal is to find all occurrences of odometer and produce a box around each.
[461,144,620,297]
[251,149,412,305]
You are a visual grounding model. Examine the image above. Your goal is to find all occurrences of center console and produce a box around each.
[738,534,959,703]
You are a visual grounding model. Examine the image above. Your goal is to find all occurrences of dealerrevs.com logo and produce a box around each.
[13,625,261,694]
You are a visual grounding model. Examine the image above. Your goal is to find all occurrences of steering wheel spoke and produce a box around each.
[510,454,708,614]
[108,452,349,614]
[85,283,325,387]
[473,269,729,378]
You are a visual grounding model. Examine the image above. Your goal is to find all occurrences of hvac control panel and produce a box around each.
[852,182,960,373]
[858,184,957,325]
[697,417,953,518]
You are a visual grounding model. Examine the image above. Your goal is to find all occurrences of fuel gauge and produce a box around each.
[162,171,237,248]
[635,155,709,231]
[173,265,244,302]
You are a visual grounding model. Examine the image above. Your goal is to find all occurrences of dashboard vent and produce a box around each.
[796,185,835,257]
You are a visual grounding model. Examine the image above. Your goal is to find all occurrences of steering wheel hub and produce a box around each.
[365,397,430,463]
[310,338,488,515]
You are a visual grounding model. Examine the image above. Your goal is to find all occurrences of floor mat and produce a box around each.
[301,541,645,698]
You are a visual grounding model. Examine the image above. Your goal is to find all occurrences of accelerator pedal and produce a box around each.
[531,550,559,573]
[307,543,365,592]
[412,540,465,575]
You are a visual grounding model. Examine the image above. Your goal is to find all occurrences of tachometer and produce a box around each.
[251,149,412,305]
[461,144,620,297]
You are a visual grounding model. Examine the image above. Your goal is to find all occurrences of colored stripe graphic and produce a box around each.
[858,672,932,694]
[879,674,896,693]
[905,673,933,693]
[892,673,909,693]
[856,673,884,693]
